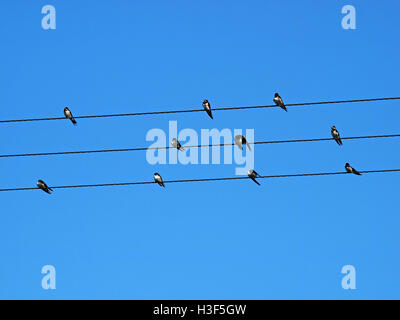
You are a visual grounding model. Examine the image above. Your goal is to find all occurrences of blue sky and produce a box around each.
[0,0,399,299]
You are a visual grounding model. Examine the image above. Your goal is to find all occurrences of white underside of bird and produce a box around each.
[273,97,282,105]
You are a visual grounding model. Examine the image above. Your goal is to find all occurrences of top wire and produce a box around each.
[0,97,399,124]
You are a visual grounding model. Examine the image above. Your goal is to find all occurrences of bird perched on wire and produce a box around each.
[345,163,362,175]
[234,135,252,151]
[64,107,77,125]
[273,93,287,112]
[37,180,53,194]
[331,126,343,146]
[202,99,213,119]
[171,138,184,151]
[154,173,165,187]
[248,169,261,185]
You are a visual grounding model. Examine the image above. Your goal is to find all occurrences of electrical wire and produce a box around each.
[0,133,399,158]
[0,97,399,124]
[0,169,399,192]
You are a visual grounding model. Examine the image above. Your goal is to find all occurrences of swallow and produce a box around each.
[234,135,252,151]
[331,126,343,146]
[202,99,213,119]
[64,107,77,125]
[345,163,362,176]
[37,180,53,194]
[171,138,184,151]
[273,93,287,112]
[248,169,261,185]
[154,173,165,187]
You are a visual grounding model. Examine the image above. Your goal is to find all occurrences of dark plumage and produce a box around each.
[64,107,77,125]
[234,135,252,151]
[248,169,261,185]
[154,173,165,187]
[171,138,184,151]
[202,99,213,119]
[345,163,361,176]
[273,93,287,112]
[37,180,53,194]
[331,126,343,146]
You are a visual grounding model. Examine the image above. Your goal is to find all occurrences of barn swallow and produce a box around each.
[37,180,53,194]
[248,169,261,185]
[273,93,287,112]
[331,126,343,146]
[154,173,165,187]
[202,99,213,119]
[171,138,184,151]
[64,107,77,125]
[234,135,252,151]
[345,163,362,175]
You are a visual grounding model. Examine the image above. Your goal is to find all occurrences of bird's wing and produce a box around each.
[234,136,242,149]
[246,141,252,151]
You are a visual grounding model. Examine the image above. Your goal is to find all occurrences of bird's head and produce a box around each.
[274,93,279,97]
[331,126,336,130]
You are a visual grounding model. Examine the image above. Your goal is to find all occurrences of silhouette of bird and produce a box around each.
[345,163,362,175]
[202,99,213,119]
[273,93,287,112]
[64,107,77,125]
[171,138,184,151]
[248,169,261,185]
[234,135,252,151]
[331,126,343,146]
[154,173,165,187]
[37,180,53,194]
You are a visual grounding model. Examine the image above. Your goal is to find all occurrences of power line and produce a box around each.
[1,169,399,192]
[0,133,399,158]
[0,97,399,124]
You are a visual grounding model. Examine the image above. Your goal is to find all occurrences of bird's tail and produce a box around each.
[246,143,252,152]
[205,109,213,119]
[354,170,362,176]
[251,178,261,186]
[71,118,77,125]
